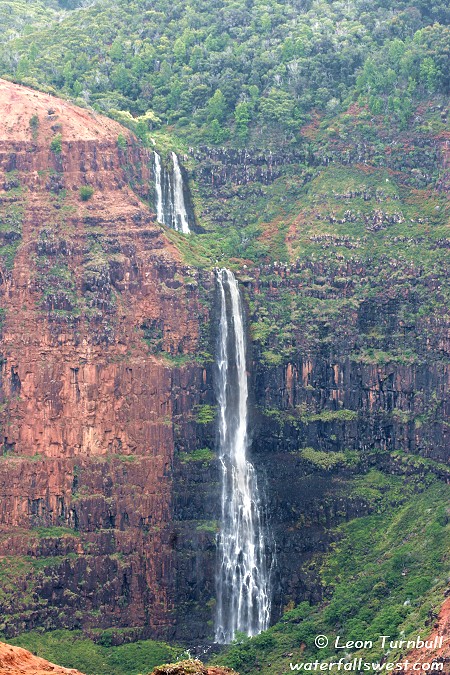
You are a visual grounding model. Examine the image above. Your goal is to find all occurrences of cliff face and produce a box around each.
[185,119,449,626]
[0,79,209,638]
[245,261,449,617]
[0,80,448,647]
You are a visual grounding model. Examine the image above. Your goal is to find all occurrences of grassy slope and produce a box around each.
[215,476,450,675]
[8,630,181,675]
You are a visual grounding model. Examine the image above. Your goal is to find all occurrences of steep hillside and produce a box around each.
[0,0,448,149]
[403,598,450,671]
[214,481,450,674]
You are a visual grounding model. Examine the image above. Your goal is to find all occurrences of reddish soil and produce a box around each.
[0,641,84,674]
[401,597,450,672]
[0,78,126,143]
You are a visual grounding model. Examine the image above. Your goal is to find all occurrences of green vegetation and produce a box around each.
[304,409,358,423]
[234,160,449,366]
[300,447,352,471]
[194,404,217,425]
[179,447,215,463]
[161,353,193,367]
[0,0,448,147]
[264,406,358,427]
[35,242,80,318]
[391,451,450,479]
[356,24,450,128]
[50,134,62,154]
[0,199,24,270]
[345,469,423,512]
[151,659,216,674]
[117,133,127,150]
[195,520,219,533]
[141,319,164,353]
[216,480,450,674]
[79,185,94,201]
[35,526,78,539]
[29,114,39,139]
[8,630,179,675]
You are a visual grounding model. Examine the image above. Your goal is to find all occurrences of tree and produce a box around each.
[259,88,295,129]
[206,119,230,144]
[234,101,252,141]
[206,89,228,123]
[419,56,439,91]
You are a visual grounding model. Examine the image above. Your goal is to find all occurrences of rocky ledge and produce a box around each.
[151,659,238,675]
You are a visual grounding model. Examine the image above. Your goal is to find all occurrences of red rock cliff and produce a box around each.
[0,79,208,638]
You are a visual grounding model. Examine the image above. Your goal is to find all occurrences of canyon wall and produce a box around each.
[0,79,209,639]
[0,80,448,644]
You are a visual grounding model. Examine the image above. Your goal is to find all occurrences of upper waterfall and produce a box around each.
[214,268,271,644]
[171,151,190,234]
[154,151,165,224]
[153,151,191,234]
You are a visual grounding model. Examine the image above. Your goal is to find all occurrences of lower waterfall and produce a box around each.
[214,268,271,644]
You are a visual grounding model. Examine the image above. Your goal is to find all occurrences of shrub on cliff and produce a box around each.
[150,659,238,674]
[79,185,94,201]
[151,661,207,674]
[50,134,62,154]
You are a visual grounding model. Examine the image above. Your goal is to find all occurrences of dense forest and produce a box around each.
[1,0,449,147]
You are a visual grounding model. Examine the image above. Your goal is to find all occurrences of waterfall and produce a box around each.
[154,151,164,223]
[153,151,191,234]
[171,151,190,234]
[214,268,271,644]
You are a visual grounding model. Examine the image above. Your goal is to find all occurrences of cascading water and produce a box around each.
[171,151,190,234]
[214,268,271,644]
[154,151,165,224]
[153,151,191,234]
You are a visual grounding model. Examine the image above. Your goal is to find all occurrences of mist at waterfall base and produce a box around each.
[214,268,271,645]
[153,151,191,233]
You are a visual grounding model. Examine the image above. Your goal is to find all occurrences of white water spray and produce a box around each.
[154,151,164,223]
[171,151,190,234]
[153,151,191,233]
[215,268,271,644]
